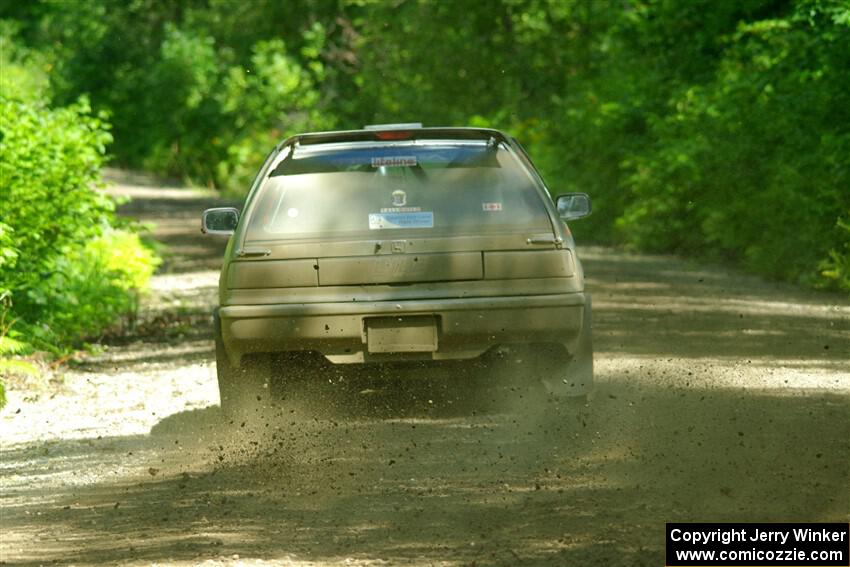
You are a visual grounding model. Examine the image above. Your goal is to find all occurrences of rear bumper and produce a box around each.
[220,292,588,365]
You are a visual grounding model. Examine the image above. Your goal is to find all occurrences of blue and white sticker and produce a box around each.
[369,212,434,229]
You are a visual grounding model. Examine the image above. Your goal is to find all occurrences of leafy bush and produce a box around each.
[818,212,850,292]
[0,94,159,357]
[28,230,160,346]
[616,3,850,288]
[1,95,111,344]
[0,293,39,407]
[0,21,50,102]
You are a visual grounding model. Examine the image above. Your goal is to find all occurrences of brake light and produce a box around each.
[375,130,413,140]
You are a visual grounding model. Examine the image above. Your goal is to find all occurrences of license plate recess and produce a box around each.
[366,316,438,353]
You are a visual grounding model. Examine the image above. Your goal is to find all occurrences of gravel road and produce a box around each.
[2,170,848,566]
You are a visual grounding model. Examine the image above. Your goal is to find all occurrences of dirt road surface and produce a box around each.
[2,171,848,566]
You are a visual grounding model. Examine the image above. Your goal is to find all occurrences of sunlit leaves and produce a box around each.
[616,1,850,288]
[3,0,847,291]
[0,95,158,351]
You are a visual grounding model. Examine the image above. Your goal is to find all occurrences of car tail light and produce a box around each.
[375,130,413,140]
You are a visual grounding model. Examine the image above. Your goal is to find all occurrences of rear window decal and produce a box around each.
[380,206,422,213]
[391,189,407,206]
[369,212,434,229]
[371,156,417,167]
[482,202,503,211]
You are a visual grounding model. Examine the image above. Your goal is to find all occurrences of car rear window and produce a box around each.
[245,141,553,241]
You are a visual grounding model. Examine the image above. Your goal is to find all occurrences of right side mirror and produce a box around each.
[202,207,239,235]
[555,193,592,221]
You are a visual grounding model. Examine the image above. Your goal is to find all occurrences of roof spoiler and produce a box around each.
[287,127,508,148]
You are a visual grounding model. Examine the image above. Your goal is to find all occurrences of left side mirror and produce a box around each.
[555,193,592,221]
[202,207,239,235]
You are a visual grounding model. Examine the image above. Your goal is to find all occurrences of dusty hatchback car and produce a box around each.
[203,125,592,416]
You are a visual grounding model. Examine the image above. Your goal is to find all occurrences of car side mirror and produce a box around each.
[555,193,592,221]
[202,207,239,235]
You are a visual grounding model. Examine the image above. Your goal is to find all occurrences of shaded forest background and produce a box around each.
[4,0,849,287]
[0,0,848,397]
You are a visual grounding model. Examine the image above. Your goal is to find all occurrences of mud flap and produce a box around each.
[215,311,271,420]
[540,296,593,398]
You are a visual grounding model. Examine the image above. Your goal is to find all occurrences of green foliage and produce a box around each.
[0,292,37,410]
[3,0,848,292]
[141,23,223,183]
[10,2,329,192]
[29,230,160,346]
[818,212,850,291]
[617,2,850,289]
[1,95,114,327]
[31,230,156,343]
[212,38,330,189]
[0,21,50,101]
[0,89,159,356]
[0,223,16,283]
[89,230,160,292]
[0,30,160,402]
